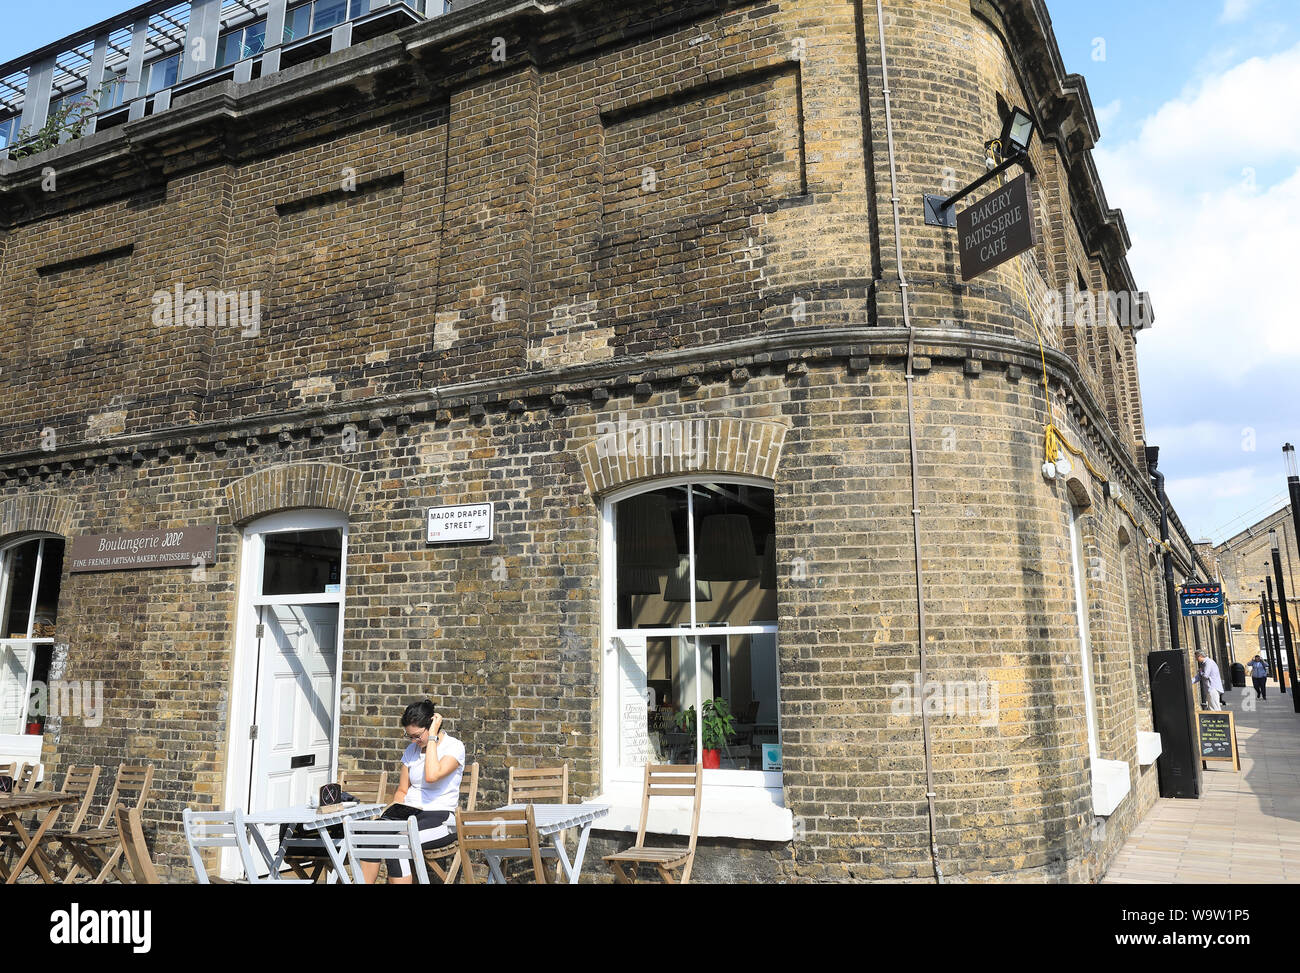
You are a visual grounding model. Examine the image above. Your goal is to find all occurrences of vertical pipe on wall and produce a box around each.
[873,0,942,884]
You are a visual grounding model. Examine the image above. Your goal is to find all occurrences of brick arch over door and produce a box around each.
[576,416,788,497]
[224,462,362,526]
[0,494,76,542]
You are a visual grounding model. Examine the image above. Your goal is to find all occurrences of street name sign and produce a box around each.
[426,502,494,544]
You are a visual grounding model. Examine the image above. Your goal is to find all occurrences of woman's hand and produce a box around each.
[430,713,444,741]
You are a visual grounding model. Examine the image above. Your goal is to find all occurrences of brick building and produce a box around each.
[1212,505,1300,671]
[0,0,1215,882]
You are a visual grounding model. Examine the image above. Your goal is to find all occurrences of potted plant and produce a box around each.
[673,697,736,769]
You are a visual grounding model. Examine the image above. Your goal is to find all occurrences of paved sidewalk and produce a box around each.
[1103,681,1300,883]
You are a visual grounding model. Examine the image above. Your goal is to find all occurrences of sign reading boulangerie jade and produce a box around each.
[957,172,1038,281]
[69,526,217,573]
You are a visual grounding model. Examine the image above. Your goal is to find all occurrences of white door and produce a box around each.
[250,603,338,819]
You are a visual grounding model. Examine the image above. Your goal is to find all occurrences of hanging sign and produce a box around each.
[1180,582,1224,617]
[426,502,494,544]
[957,172,1037,281]
[68,526,217,573]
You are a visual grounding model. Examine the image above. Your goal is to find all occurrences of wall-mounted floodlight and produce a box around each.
[924,105,1039,228]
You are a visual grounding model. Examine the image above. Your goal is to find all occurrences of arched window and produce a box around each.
[0,534,66,742]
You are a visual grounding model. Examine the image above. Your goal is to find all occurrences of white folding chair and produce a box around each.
[182,808,312,884]
[343,817,430,884]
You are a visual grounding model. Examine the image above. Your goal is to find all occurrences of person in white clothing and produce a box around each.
[359,699,466,884]
[1193,651,1224,711]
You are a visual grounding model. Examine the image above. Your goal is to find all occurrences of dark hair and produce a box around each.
[402,699,436,730]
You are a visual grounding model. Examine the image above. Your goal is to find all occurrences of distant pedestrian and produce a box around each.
[1194,651,1224,711]
[1250,654,1269,700]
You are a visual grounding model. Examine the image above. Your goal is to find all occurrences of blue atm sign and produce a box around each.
[1180,582,1224,617]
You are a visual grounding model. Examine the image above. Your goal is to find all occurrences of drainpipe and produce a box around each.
[874,0,943,885]
[1146,447,1180,651]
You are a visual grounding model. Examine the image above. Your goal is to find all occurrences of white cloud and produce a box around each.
[1220,0,1261,24]
[1094,42,1300,381]
[1093,98,1122,132]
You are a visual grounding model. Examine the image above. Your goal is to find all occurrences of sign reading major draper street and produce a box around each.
[426,502,494,544]
[69,526,217,573]
[957,172,1037,281]
[1179,581,1224,617]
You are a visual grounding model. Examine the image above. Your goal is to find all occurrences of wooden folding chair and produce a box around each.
[343,817,430,884]
[116,806,161,884]
[505,762,569,881]
[603,763,703,884]
[15,762,41,793]
[281,768,392,881]
[1,765,99,875]
[50,763,153,884]
[424,760,478,884]
[455,805,548,884]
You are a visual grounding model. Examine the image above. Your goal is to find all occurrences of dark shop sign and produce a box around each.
[68,526,217,573]
[957,172,1037,281]
[1179,581,1224,617]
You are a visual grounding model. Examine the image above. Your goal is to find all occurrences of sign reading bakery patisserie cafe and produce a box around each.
[957,172,1038,281]
[69,526,217,573]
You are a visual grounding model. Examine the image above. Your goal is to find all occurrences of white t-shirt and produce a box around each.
[401,734,466,812]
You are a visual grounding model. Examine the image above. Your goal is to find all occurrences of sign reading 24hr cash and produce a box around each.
[426,502,494,544]
[1180,582,1224,617]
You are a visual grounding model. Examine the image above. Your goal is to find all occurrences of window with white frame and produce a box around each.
[145,54,180,94]
[0,536,66,739]
[1067,504,1101,761]
[0,114,20,150]
[607,481,779,779]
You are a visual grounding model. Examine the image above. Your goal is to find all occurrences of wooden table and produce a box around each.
[243,803,385,883]
[0,792,78,884]
[483,803,610,884]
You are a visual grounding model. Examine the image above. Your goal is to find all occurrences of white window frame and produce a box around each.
[0,534,64,760]
[598,476,792,841]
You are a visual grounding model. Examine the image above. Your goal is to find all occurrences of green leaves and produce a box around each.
[671,697,736,751]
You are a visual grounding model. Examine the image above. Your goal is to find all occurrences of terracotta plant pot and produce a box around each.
[702,748,720,769]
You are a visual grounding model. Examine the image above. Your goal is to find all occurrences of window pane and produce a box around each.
[147,55,179,94]
[244,21,267,56]
[100,75,126,111]
[350,0,371,16]
[261,529,343,596]
[3,540,40,638]
[23,644,53,736]
[34,539,64,635]
[0,641,32,736]
[0,116,14,150]
[217,32,244,67]
[285,6,312,41]
[312,0,349,31]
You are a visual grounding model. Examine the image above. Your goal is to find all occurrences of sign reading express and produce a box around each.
[426,502,494,544]
[1180,582,1224,617]
[69,526,217,573]
[957,173,1037,281]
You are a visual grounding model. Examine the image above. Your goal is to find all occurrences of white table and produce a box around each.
[243,803,385,883]
[481,802,609,884]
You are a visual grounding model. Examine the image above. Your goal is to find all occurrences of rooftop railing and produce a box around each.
[0,0,464,160]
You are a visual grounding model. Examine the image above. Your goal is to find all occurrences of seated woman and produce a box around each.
[360,699,465,884]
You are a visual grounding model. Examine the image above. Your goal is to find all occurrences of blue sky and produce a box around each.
[4,1,1299,543]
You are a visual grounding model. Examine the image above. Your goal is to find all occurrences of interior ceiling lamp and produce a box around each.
[617,494,679,569]
[663,555,712,603]
[694,515,760,581]
[619,564,662,596]
[759,533,777,590]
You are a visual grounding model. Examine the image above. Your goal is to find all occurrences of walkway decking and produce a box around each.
[1103,682,1300,883]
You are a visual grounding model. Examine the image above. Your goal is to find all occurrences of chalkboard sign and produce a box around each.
[1197,710,1239,771]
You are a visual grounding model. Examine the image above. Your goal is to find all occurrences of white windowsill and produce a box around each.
[1137,731,1163,766]
[0,733,43,767]
[1091,757,1131,817]
[593,779,793,842]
